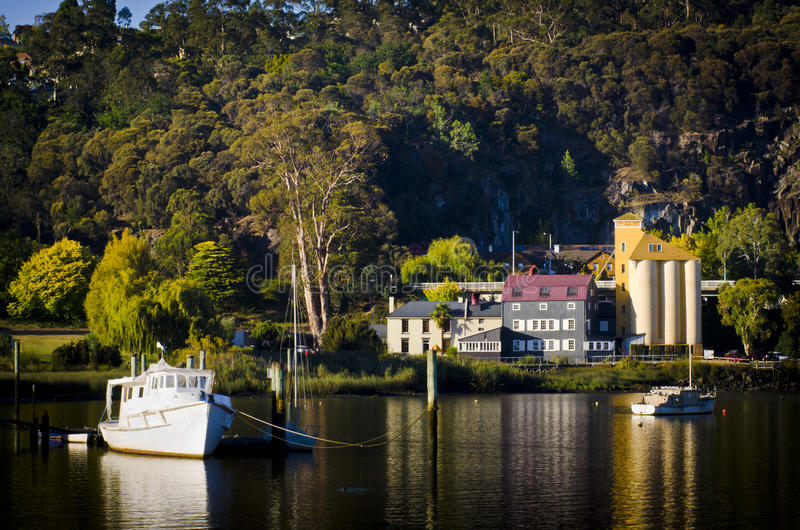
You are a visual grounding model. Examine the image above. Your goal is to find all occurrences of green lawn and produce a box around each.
[4,330,89,359]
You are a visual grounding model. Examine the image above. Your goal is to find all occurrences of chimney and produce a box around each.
[464,299,468,318]
[389,296,395,314]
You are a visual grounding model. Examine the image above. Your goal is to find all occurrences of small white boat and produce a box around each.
[99,359,235,458]
[631,386,716,415]
[631,349,715,415]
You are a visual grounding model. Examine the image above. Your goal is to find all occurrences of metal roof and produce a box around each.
[388,300,501,319]
[502,274,594,301]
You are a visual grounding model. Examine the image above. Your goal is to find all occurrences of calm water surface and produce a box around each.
[1,393,799,528]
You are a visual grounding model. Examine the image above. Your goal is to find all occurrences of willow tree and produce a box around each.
[242,103,393,342]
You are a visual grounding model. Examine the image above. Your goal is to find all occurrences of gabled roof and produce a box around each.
[502,274,594,302]
[388,300,501,319]
[614,212,643,221]
[629,232,698,261]
[460,326,503,343]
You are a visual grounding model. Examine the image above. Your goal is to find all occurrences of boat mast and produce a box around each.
[292,263,299,420]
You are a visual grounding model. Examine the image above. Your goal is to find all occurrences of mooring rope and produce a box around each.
[233,407,430,449]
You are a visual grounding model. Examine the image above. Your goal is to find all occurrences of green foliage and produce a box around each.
[423,277,461,301]
[187,241,240,309]
[51,335,121,370]
[718,278,779,356]
[445,346,458,358]
[401,236,502,283]
[8,239,94,321]
[251,320,290,349]
[560,150,578,180]
[717,204,797,286]
[320,314,381,353]
[430,302,451,330]
[448,120,479,158]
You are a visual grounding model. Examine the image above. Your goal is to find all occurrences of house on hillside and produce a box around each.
[502,274,614,363]
[386,295,501,355]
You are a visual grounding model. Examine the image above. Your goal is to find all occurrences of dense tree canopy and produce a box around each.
[7,238,94,320]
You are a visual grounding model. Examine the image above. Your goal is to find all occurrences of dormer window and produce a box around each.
[567,286,577,297]
[648,243,663,252]
[512,287,522,297]
[539,286,550,297]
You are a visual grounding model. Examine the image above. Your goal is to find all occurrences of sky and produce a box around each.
[1,1,163,32]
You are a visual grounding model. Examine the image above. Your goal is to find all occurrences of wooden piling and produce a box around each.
[200,350,206,370]
[187,355,195,369]
[130,355,138,378]
[270,362,287,456]
[427,349,438,411]
[141,353,147,373]
[41,410,49,455]
[13,339,20,409]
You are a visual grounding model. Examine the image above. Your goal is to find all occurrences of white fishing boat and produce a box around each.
[631,349,716,415]
[99,359,235,457]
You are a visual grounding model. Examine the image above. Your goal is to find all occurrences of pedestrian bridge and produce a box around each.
[410,280,738,294]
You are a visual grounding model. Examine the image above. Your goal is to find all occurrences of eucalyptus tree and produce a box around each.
[241,100,394,342]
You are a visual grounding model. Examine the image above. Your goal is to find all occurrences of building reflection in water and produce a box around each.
[612,413,706,527]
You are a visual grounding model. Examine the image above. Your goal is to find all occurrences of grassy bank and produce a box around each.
[2,353,798,401]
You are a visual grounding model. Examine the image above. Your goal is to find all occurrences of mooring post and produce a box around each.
[141,353,147,373]
[30,415,38,452]
[200,350,206,370]
[130,355,138,378]
[427,348,439,453]
[41,410,50,455]
[270,362,287,456]
[13,339,20,409]
[187,355,195,369]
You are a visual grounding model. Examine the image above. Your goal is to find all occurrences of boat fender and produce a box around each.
[200,391,206,400]
[207,393,215,404]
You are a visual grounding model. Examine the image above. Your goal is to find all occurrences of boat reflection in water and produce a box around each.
[101,452,211,528]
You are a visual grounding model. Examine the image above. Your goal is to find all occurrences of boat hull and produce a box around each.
[631,398,716,415]
[100,401,234,458]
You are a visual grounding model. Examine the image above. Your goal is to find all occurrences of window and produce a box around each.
[621,264,625,274]
[539,302,548,311]
[512,287,522,297]
[527,339,542,351]
[567,302,575,310]
[567,286,577,297]
[599,321,609,332]
[478,318,484,324]
[401,338,409,353]
[566,318,575,331]
[528,319,538,331]
[422,319,430,333]
[422,339,430,352]
[648,243,663,252]
[539,286,550,297]
[621,283,626,292]
[401,319,409,333]
[513,319,523,331]
[565,339,575,351]
[593,263,598,270]
[165,375,175,388]
[513,340,524,352]
[512,303,521,311]
[621,242,626,252]
[607,263,613,271]
[621,304,626,315]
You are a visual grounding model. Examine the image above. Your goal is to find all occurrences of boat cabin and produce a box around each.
[105,359,217,422]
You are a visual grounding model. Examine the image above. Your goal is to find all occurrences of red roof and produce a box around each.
[502,274,594,302]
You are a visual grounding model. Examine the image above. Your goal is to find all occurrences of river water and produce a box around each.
[1,392,799,528]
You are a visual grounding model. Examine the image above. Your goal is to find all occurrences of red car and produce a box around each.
[725,351,747,363]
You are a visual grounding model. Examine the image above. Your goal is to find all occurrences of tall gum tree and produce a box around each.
[241,102,392,342]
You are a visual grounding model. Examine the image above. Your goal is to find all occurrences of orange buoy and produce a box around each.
[722,409,727,415]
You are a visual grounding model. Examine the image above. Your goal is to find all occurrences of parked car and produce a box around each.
[725,350,747,363]
[753,351,779,361]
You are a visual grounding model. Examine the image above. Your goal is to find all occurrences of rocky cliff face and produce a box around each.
[604,114,798,236]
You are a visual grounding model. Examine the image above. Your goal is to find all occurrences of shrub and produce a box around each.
[445,346,458,358]
[321,314,381,353]
[51,335,121,370]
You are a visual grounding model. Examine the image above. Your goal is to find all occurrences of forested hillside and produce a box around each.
[2,0,799,263]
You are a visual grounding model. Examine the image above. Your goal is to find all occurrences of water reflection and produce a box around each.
[101,452,211,528]
[612,413,709,528]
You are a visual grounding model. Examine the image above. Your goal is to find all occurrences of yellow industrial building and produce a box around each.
[614,213,702,353]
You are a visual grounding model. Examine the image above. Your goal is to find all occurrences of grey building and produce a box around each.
[502,274,613,362]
